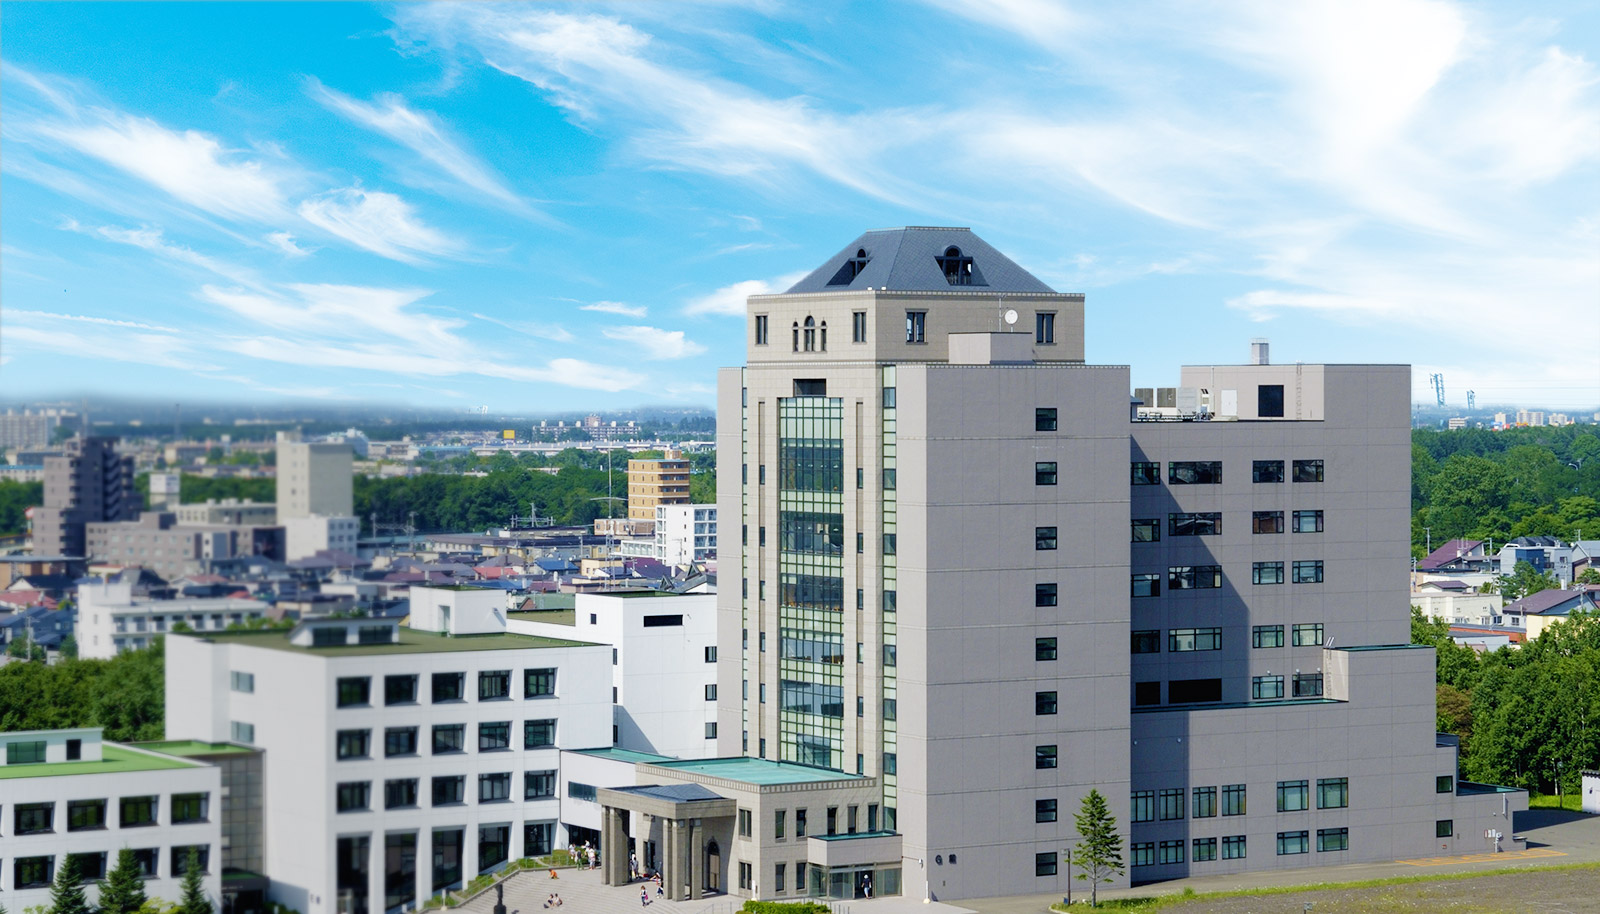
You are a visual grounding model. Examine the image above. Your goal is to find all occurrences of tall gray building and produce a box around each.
[33,436,137,557]
[716,227,1521,901]
[275,430,354,521]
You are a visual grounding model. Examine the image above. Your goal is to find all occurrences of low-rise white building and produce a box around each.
[509,590,719,760]
[78,578,271,659]
[165,585,611,914]
[284,515,361,561]
[653,504,717,564]
[1411,580,1504,626]
[0,728,222,905]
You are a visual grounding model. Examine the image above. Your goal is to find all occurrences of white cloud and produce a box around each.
[305,78,527,209]
[683,272,807,317]
[297,187,461,263]
[581,300,647,317]
[34,111,293,223]
[63,219,263,288]
[266,231,311,257]
[199,283,461,348]
[600,325,707,360]
[473,312,575,343]
[5,308,178,333]
[390,7,937,204]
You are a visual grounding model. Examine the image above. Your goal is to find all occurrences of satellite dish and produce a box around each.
[1003,309,1018,326]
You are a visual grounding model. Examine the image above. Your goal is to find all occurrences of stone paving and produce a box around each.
[458,866,976,914]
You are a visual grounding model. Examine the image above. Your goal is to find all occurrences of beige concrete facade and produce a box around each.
[628,457,691,521]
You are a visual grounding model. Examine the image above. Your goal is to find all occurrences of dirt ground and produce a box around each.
[1147,867,1600,914]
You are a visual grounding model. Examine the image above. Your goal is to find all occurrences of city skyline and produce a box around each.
[3,1,1598,410]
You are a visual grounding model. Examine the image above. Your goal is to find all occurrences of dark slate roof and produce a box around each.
[1504,589,1588,615]
[784,227,1056,295]
[1418,539,1483,570]
[609,783,726,803]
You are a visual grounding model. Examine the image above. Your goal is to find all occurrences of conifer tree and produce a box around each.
[1073,789,1125,908]
[98,848,149,914]
[178,847,213,914]
[49,854,92,914]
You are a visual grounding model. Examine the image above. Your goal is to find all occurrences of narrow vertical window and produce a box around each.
[754,314,769,346]
[852,311,867,342]
[1035,312,1055,344]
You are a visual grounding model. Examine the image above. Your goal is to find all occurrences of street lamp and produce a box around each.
[1063,839,1080,906]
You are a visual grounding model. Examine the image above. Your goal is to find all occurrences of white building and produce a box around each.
[510,591,720,760]
[1411,581,1504,626]
[164,586,611,914]
[78,578,270,659]
[284,514,361,561]
[653,504,718,564]
[0,728,222,905]
[276,431,354,521]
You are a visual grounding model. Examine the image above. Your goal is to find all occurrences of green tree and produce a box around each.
[177,847,212,914]
[1072,788,1124,907]
[98,848,150,914]
[59,634,79,660]
[48,853,91,914]
[1578,567,1600,585]
[1499,560,1557,603]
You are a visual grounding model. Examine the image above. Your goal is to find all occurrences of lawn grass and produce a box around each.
[1528,792,1586,812]
[1049,860,1600,912]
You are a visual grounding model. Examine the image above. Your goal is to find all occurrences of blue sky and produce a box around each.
[3,1,1597,412]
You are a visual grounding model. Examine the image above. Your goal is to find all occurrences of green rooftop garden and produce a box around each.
[0,744,203,779]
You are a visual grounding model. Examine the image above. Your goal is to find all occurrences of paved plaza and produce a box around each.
[461,811,1596,914]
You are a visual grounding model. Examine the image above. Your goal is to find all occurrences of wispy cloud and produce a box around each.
[472,312,575,343]
[580,300,647,317]
[5,308,179,333]
[684,271,806,317]
[62,218,263,289]
[305,78,528,211]
[33,110,293,223]
[600,325,707,360]
[390,6,938,204]
[266,231,312,257]
[297,187,461,263]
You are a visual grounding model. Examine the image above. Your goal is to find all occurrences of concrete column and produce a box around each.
[688,819,703,900]
[661,817,676,898]
[671,819,690,902]
[368,835,383,914]
[417,827,433,908]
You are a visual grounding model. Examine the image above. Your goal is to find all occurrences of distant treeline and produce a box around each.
[1411,425,1600,557]
[0,637,164,741]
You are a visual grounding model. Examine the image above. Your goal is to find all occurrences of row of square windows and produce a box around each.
[1125,562,1325,594]
[1049,819,1458,872]
[1033,829,1358,875]
[6,793,210,836]
[335,770,560,812]
[333,720,560,760]
[1031,459,1325,487]
[1124,623,1326,655]
[1134,510,1325,539]
[1132,781,1349,821]
[8,846,210,890]
[229,669,560,706]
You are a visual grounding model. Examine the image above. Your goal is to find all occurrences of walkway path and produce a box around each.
[461,811,1597,914]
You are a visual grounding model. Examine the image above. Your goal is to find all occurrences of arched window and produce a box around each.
[803,316,816,352]
[819,321,828,352]
[792,322,800,352]
[937,246,974,285]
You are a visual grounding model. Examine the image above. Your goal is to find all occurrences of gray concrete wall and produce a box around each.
[895,361,1133,900]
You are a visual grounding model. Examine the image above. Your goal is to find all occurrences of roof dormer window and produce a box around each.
[937,246,975,285]
[828,248,871,286]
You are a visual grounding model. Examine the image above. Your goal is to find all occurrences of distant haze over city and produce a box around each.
[2,3,1596,411]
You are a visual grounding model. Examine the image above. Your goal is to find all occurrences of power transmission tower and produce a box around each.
[1429,373,1446,406]
[1467,390,1476,410]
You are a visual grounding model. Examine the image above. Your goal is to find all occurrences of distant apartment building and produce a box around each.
[33,436,138,557]
[276,431,355,520]
[627,450,692,522]
[0,408,70,450]
[654,503,718,564]
[0,463,46,483]
[86,511,284,583]
[1447,417,1467,429]
[174,498,278,526]
[276,431,357,560]
[510,590,719,759]
[283,515,361,560]
[164,587,611,914]
[78,578,271,658]
[0,727,222,906]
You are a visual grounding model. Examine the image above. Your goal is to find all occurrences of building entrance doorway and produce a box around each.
[705,839,722,893]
